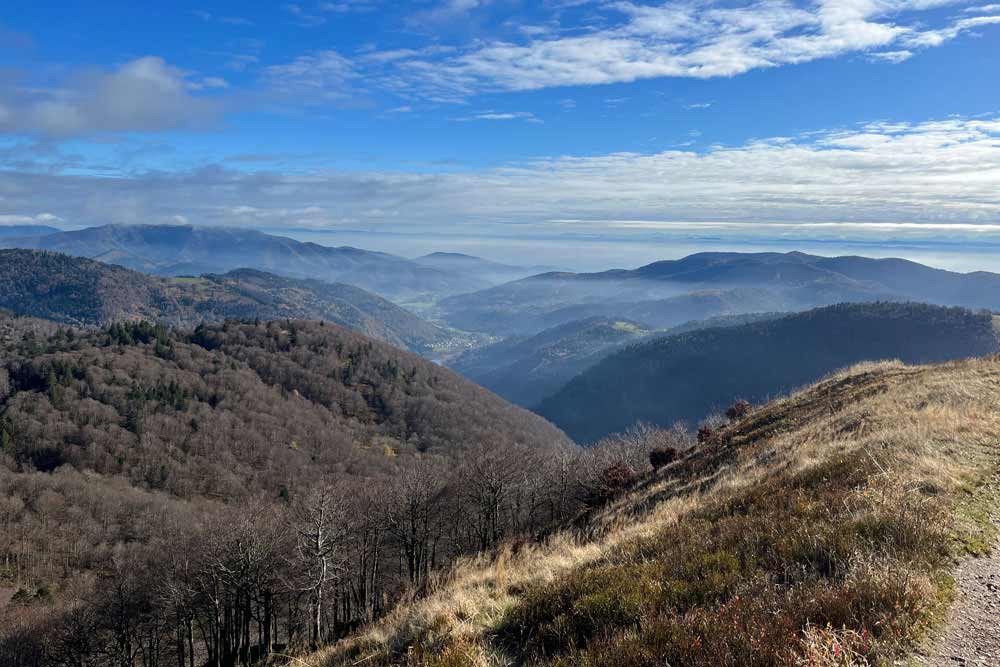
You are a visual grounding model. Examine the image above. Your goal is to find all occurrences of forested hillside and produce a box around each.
[0,317,569,494]
[0,317,574,665]
[0,250,466,354]
[538,302,1000,443]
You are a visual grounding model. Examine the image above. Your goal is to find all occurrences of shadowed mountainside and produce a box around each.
[537,302,1000,443]
[450,312,784,408]
[450,317,655,407]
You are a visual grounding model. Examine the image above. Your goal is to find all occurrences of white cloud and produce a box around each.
[0,213,61,226]
[262,51,358,103]
[0,57,219,137]
[3,116,1000,231]
[319,0,380,12]
[903,13,1000,47]
[284,3,328,26]
[452,110,543,122]
[256,0,999,103]
[358,0,1000,96]
[869,49,914,62]
[410,0,493,25]
[963,3,1000,12]
[189,76,230,90]
[193,10,253,26]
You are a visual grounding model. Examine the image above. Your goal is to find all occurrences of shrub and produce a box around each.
[597,463,636,498]
[725,399,753,422]
[696,425,714,444]
[649,447,678,471]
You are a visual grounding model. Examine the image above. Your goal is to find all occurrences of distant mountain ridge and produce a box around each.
[1,224,469,301]
[437,251,1000,336]
[0,249,463,354]
[0,225,61,239]
[631,251,1000,308]
[537,302,1000,443]
[413,252,558,286]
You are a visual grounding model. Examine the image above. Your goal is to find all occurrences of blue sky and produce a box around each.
[1,1,1000,269]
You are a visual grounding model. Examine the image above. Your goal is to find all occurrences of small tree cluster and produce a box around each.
[697,413,729,444]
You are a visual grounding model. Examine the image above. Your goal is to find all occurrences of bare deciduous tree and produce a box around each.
[291,487,348,648]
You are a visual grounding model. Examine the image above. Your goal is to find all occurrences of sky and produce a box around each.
[1,0,1000,271]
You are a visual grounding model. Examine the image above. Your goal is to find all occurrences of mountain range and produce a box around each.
[0,250,471,355]
[3,238,1000,667]
[0,225,498,303]
[437,251,1000,336]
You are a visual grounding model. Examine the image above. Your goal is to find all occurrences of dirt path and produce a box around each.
[912,515,1000,666]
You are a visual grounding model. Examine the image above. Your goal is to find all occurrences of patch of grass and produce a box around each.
[951,477,1000,556]
[611,321,642,334]
[496,446,950,665]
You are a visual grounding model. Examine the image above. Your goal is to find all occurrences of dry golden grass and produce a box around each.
[306,356,1000,667]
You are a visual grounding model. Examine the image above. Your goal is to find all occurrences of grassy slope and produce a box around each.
[310,356,1000,666]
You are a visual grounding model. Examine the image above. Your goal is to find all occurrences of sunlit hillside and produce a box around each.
[312,356,1000,666]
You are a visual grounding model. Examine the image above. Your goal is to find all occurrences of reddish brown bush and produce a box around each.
[697,425,715,444]
[597,463,637,498]
[649,448,678,472]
